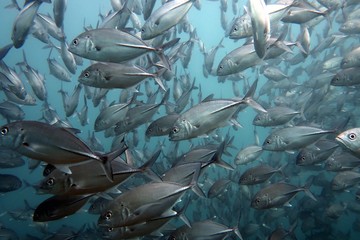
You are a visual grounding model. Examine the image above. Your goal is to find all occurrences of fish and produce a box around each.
[58,84,82,117]
[0,148,25,168]
[36,13,64,41]
[251,182,317,209]
[53,0,67,28]
[47,50,71,82]
[331,67,360,86]
[141,0,195,40]
[0,174,22,193]
[94,101,130,132]
[207,178,232,198]
[169,79,265,140]
[262,126,334,152]
[146,114,180,138]
[341,45,360,69]
[0,43,13,61]
[168,220,243,240]
[33,194,93,222]
[11,0,50,48]
[0,101,25,122]
[78,62,165,90]
[0,60,27,100]
[296,139,338,166]
[0,120,126,181]
[68,28,175,69]
[115,91,169,135]
[325,151,360,172]
[234,145,263,165]
[253,106,300,126]
[239,164,283,185]
[19,50,47,101]
[331,171,360,191]
[336,128,360,157]
[248,0,270,58]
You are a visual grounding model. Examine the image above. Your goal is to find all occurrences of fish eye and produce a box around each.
[105,211,112,220]
[141,28,145,32]
[83,71,90,78]
[233,27,238,31]
[1,127,8,135]
[266,139,271,144]
[172,127,179,133]
[72,38,79,46]
[255,198,261,204]
[301,156,306,161]
[46,178,55,186]
[348,133,357,140]
[107,227,113,232]
[219,65,223,69]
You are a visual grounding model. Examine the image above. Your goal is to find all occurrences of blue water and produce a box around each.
[0,0,359,239]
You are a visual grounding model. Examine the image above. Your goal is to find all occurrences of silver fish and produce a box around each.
[68,28,171,69]
[248,0,270,58]
[0,174,22,193]
[251,182,316,209]
[296,139,338,166]
[234,145,263,165]
[94,102,130,132]
[331,67,360,86]
[36,13,64,41]
[336,128,360,157]
[170,79,265,140]
[0,120,123,180]
[341,46,360,69]
[11,0,50,48]
[146,114,179,138]
[325,151,360,172]
[262,126,334,151]
[58,84,82,117]
[0,101,25,122]
[53,0,67,28]
[141,0,194,40]
[47,53,71,82]
[331,171,360,191]
[78,62,165,90]
[239,164,283,185]
[19,50,47,101]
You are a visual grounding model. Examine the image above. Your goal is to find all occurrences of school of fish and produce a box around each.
[1,0,360,239]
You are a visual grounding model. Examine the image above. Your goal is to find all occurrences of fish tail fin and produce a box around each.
[160,90,170,106]
[212,141,234,170]
[190,163,206,198]
[302,181,317,202]
[155,38,180,71]
[99,143,128,182]
[139,150,162,182]
[233,226,243,240]
[242,78,267,113]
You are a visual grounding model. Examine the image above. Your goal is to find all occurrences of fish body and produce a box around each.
[53,0,67,28]
[331,67,360,86]
[33,194,92,222]
[79,62,160,89]
[47,57,71,82]
[11,0,47,48]
[0,120,121,181]
[331,171,360,191]
[325,152,360,172]
[251,182,316,209]
[239,164,282,185]
[253,106,299,126]
[296,139,338,166]
[146,114,179,137]
[168,220,242,240]
[262,126,334,151]
[68,28,158,63]
[98,181,190,227]
[235,145,263,165]
[0,174,22,192]
[94,102,129,132]
[249,0,270,58]
[141,0,194,40]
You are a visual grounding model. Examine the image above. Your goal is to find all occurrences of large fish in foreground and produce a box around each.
[68,28,175,69]
[336,128,360,157]
[169,79,266,141]
[0,121,126,180]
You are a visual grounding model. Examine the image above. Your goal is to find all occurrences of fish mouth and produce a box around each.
[335,136,346,146]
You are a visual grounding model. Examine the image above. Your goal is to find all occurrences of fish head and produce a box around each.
[252,112,268,126]
[98,202,130,228]
[330,72,345,86]
[296,150,313,166]
[37,171,73,195]
[216,58,234,76]
[78,66,103,87]
[340,57,352,69]
[262,134,285,151]
[169,118,193,141]
[251,192,269,209]
[68,31,96,56]
[336,128,360,153]
[331,177,346,191]
[140,22,155,41]
[239,174,253,185]
[0,122,24,149]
